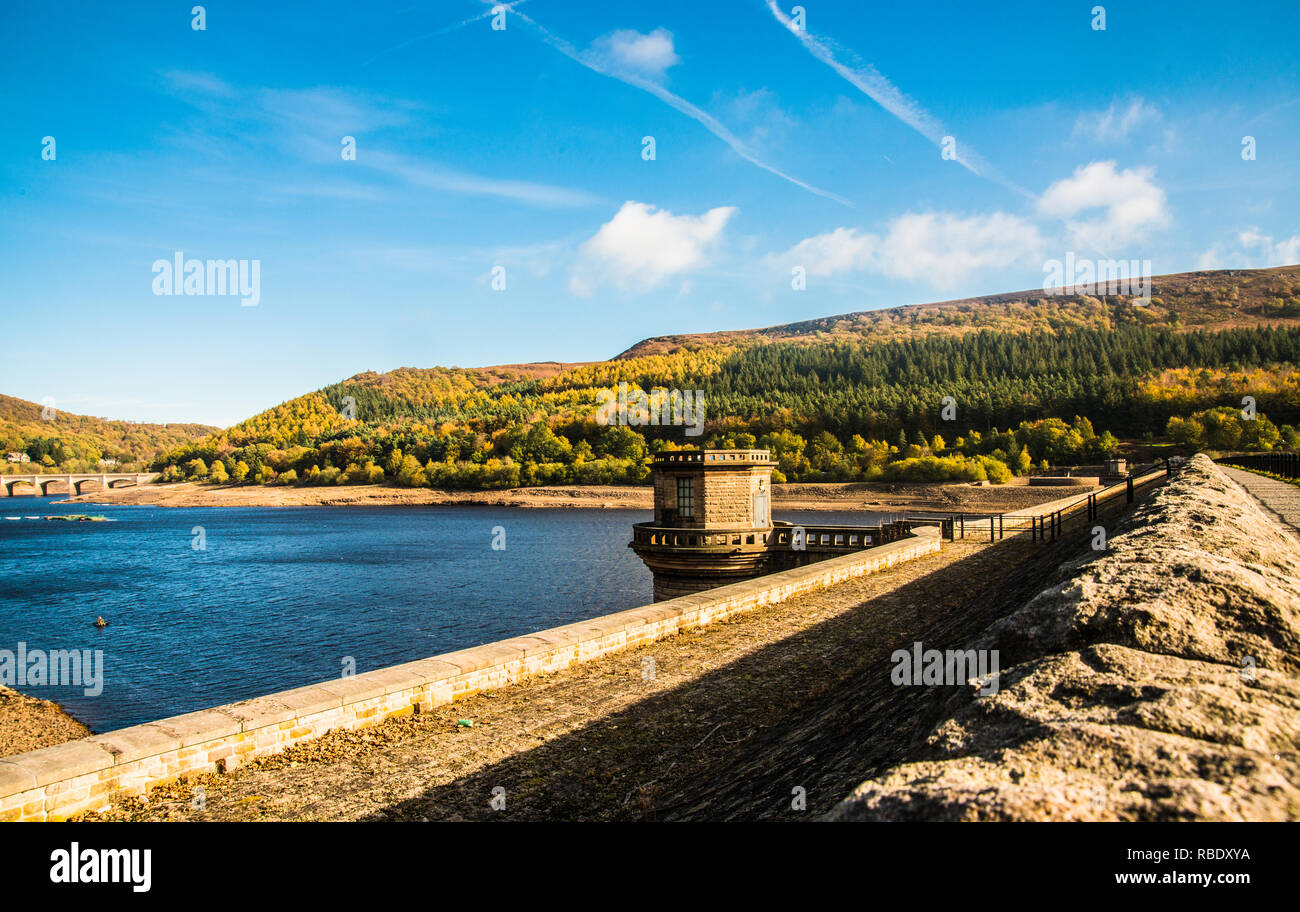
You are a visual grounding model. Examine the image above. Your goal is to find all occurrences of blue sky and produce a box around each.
[2,0,1298,426]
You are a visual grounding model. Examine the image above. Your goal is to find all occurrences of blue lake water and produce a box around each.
[0,496,881,733]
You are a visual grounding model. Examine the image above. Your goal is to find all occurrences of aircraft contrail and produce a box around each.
[363,0,533,68]
[763,0,1030,199]
[490,1,850,206]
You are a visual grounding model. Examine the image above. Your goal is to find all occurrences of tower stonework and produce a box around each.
[632,449,777,601]
[631,448,911,601]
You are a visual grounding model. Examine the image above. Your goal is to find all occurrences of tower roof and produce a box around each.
[649,448,775,468]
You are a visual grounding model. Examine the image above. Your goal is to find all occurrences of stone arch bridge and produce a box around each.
[0,472,157,497]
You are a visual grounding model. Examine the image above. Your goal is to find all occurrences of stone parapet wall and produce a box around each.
[0,528,941,821]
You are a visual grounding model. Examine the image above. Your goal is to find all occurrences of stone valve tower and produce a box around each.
[629,448,911,601]
[629,449,777,600]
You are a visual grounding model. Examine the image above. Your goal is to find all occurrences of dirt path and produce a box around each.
[1219,466,1300,537]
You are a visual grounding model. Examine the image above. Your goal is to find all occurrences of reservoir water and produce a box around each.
[0,496,881,733]
[0,496,656,732]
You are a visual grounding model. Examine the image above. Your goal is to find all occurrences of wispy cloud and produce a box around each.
[1198,228,1300,269]
[485,4,848,205]
[1072,97,1162,143]
[762,0,1027,198]
[160,71,598,208]
[363,148,601,207]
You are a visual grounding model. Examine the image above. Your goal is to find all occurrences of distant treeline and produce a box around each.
[151,324,1300,490]
[691,325,1300,440]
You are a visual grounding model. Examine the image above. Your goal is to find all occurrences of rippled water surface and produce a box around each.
[0,497,654,732]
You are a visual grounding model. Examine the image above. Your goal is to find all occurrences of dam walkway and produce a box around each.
[1219,466,1300,538]
[74,480,1156,822]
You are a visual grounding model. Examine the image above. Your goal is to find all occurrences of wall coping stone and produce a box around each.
[9,741,115,787]
[0,760,37,792]
[268,684,347,717]
[86,725,185,765]
[149,709,243,747]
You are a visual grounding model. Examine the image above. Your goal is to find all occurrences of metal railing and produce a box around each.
[1218,452,1300,479]
[915,462,1172,543]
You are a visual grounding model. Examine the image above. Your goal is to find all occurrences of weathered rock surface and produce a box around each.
[829,455,1300,821]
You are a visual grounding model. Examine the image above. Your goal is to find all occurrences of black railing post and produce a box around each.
[1126,476,1134,503]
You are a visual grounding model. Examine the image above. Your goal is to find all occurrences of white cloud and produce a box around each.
[1198,229,1300,269]
[570,201,736,295]
[593,28,680,76]
[781,227,877,278]
[1072,98,1162,143]
[1038,161,1169,252]
[775,212,1045,290]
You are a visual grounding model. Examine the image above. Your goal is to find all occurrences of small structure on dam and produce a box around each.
[630,448,913,600]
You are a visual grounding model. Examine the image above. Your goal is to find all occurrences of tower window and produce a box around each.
[676,476,694,518]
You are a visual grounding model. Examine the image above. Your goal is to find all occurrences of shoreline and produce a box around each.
[0,686,91,758]
[48,479,1073,514]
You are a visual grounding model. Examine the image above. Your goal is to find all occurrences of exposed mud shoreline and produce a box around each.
[56,479,1068,514]
[0,687,90,757]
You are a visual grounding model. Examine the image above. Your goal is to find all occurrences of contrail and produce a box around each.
[493,2,850,205]
[363,0,532,68]
[763,0,1030,198]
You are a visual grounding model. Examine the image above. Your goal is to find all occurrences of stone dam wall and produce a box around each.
[829,455,1300,821]
[0,528,941,820]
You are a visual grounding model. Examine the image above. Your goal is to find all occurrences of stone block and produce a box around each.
[212,698,297,732]
[267,684,343,717]
[0,760,37,795]
[7,741,114,788]
[150,709,243,747]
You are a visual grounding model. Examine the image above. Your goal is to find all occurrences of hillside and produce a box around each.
[149,265,1300,490]
[0,394,217,474]
[617,264,1300,358]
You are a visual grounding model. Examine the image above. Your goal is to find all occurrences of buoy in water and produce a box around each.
[93,616,108,629]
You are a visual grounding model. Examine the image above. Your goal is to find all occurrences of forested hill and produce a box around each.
[0,394,217,473]
[149,265,1300,489]
[617,264,1300,358]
